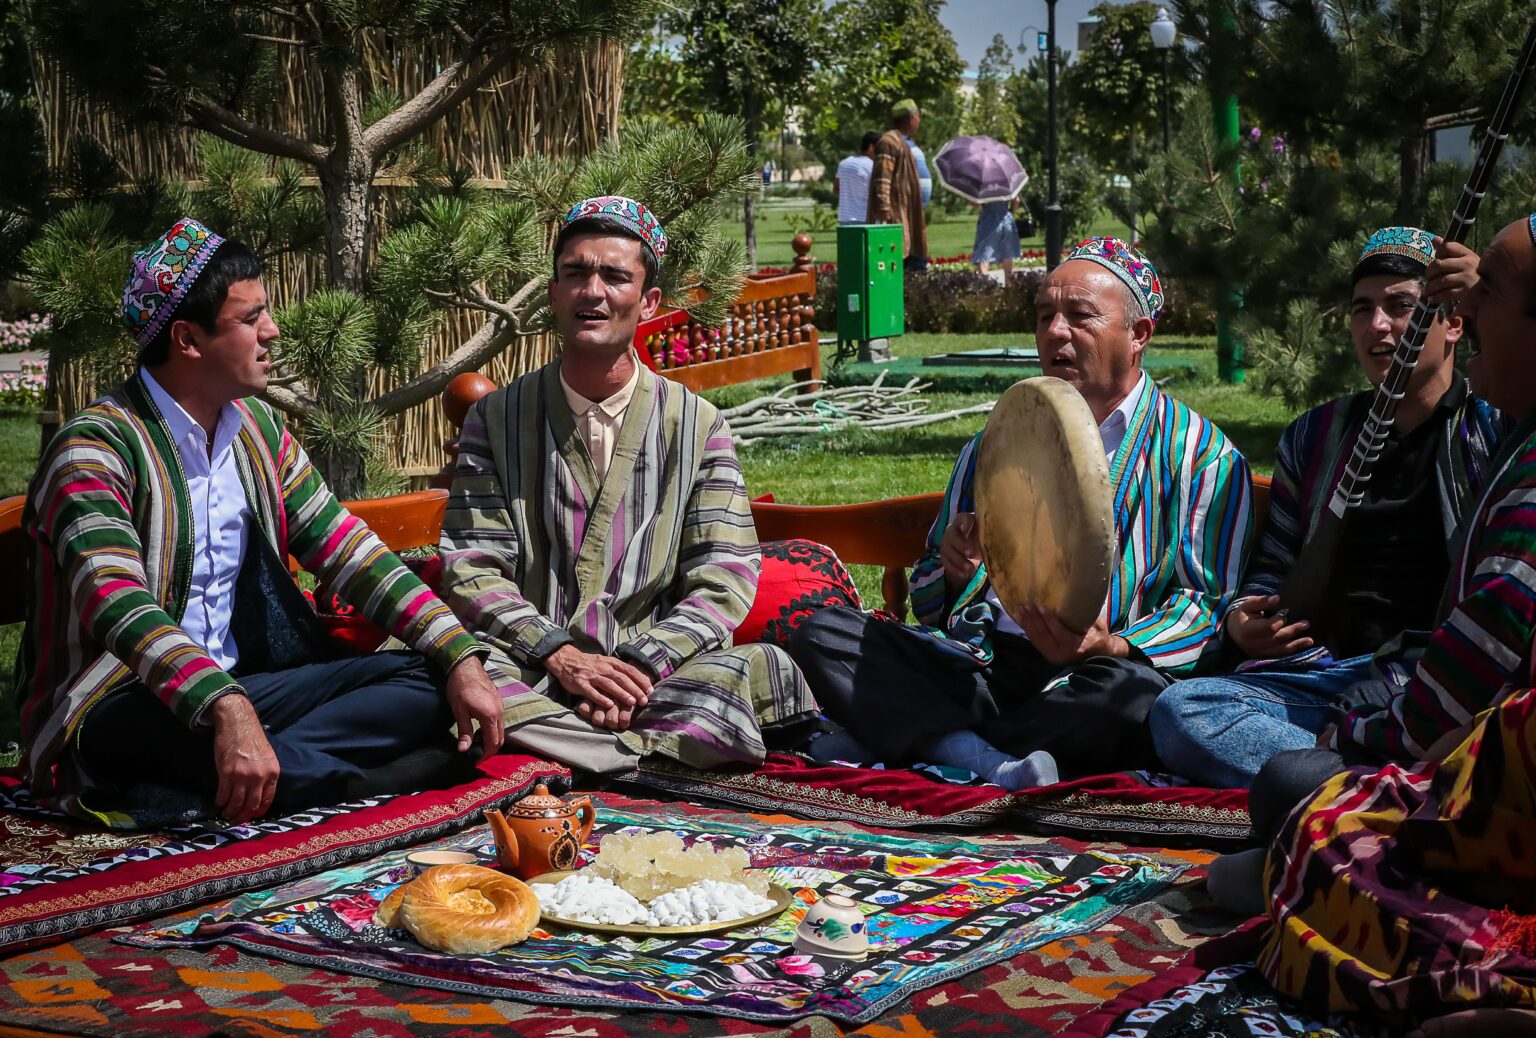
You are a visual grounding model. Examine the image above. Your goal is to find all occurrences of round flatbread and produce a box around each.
[975,377,1115,632]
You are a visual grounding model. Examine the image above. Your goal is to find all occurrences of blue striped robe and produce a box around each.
[439,361,815,769]
[909,377,1254,673]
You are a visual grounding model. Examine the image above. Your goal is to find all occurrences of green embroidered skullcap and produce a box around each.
[890,98,919,119]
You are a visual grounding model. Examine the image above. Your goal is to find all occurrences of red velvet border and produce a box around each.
[0,753,567,954]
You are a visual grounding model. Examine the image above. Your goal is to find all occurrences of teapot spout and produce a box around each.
[484,809,519,871]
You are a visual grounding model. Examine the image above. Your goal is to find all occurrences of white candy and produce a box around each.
[533,874,775,928]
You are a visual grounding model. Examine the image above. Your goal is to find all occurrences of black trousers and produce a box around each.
[78,650,453,813]
[785,606,1169,778]
[1248,747,1352,842]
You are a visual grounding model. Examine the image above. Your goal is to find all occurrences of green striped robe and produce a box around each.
[17,372,482,816]
[440,362,815,769]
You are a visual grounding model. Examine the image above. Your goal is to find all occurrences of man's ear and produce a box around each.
[166,319,202,360]
[1130,315,1155,357]
[639,286,664,322]
[1440,312,1464,347]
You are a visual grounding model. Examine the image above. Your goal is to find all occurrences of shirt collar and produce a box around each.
[560,358,642,420]
[1100,371,1148,445]
[139,366,241,458]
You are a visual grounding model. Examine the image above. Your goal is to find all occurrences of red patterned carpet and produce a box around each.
[0,794,1236,1038]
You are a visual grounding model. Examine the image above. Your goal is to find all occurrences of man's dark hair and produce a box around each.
[552,217,660,291]
[861,131,881,152]
[139,240,264,367]
[1350,251,1426,291]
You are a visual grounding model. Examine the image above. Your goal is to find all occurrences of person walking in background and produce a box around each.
[762,159,775,187]
[868,100,928,272]
[973,196,1022,279]
[835,132,880,225]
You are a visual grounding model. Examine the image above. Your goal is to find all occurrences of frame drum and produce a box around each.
[975,377,1115,632]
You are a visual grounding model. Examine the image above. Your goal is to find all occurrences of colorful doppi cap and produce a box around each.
[1064,236,1164,323]
[562,196,668,264]
[1358,225,1435,268]
[121,217,225,347]
[1528,212,1536,247]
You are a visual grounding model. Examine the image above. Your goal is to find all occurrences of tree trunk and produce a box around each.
[744,191,757,272]
[311,57,377,501]
[1395,132,1429,225]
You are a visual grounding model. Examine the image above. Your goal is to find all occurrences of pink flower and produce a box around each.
[777,954,826,978]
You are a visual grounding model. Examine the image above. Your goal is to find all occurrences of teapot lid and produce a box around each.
[506,783,572,816]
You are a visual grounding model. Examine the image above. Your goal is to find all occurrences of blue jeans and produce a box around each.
[1148,655,1374,788]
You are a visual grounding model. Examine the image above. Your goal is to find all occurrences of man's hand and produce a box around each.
[445,656,505,758]
[1426,237,1480,310]
[1016,606,1128,666]
[1225,595,1314,660]
[545,645,653,732]
[209,694,280,824]
[940,512,984,597]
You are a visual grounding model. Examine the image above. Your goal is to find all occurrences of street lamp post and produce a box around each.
[1149,7,1176,152]
[1045,0,1062,269]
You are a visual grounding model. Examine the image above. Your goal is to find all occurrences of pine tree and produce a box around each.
[21,0,756,497]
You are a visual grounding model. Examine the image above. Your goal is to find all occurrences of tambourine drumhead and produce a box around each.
[975,377,1115,632]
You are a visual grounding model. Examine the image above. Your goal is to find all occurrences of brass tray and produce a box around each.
[528,870,794,936]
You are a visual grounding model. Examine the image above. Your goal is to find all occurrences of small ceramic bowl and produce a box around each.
[405,850,478,870]
[793,894,869,959]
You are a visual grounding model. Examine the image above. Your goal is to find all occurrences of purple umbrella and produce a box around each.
[932,135,1029,204]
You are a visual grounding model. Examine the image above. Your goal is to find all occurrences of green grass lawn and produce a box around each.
[0,412,34,748]
[730,198,1132,268]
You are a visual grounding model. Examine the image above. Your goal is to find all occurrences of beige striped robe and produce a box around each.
[440,361,815,771]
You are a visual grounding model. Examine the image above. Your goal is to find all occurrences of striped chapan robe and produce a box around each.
[1343,415,1536,759]
[908,375,1253,674]
[440,361,816,771]
[17,373,483,817]
[1237,381,1504,618]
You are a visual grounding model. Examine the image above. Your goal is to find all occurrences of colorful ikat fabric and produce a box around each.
[123,807,1190,1023]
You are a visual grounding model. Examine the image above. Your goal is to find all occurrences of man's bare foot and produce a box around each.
[1410,1007,1536,1038]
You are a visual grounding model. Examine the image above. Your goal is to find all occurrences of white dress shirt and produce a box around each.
[141,368,251,669]
[560,361,640,483]
[988,372,1149,637]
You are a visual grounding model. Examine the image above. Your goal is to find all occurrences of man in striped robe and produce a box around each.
[18,219,505,828]
[1204,215,1536,915]
[1150,227,1506,788]
[787,237,1254,787]
[439,197,816,774]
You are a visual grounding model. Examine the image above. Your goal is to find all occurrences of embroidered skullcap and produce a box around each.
[890,98,919,119]
[1527,212,1536,247]
[1063,236,1164,323]
[561,196,668,264]
[120,218,225,348]
[1358,225,1435,268]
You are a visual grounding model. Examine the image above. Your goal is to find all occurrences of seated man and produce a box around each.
[1209,215,1536,913]
[1150,226,1504,788]
[786,237,1254,788]
[439,196,817,773]
[18,219,504,827]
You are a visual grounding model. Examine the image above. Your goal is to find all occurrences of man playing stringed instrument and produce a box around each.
[1150,227,1507,788]
[787,237,1253,787]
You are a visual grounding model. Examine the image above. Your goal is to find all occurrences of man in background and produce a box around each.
[867,99,927,272]
[835,132,880,225]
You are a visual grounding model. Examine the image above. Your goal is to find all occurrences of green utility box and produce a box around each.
[836,224,905,349]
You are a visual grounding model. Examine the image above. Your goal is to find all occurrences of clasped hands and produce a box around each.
[940,512,1128,665]
[544,643,653,732]
[209,655,504,825]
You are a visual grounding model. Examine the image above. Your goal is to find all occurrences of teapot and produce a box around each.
[485,784,596,880]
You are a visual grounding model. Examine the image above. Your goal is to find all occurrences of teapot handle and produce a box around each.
[575,798,596,843]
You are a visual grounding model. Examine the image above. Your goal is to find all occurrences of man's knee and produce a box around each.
[785,605,864,667]
[1150,679,1225,744]
[1251,747,1346,840]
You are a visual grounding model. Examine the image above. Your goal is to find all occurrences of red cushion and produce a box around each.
[738,539,864,647]
[312,556,445,654]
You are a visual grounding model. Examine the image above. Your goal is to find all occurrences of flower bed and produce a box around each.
[0,314,49,352]
[0,360,47,410]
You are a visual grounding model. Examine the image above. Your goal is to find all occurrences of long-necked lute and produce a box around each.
[1277,16,1536,632]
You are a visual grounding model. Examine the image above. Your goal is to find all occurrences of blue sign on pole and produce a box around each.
[1037,30,1048,51]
